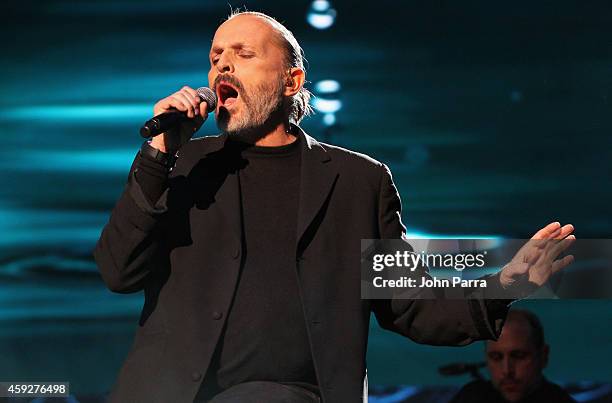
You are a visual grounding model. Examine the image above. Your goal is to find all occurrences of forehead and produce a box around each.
[487,321,535,352]
[212,15,279,51]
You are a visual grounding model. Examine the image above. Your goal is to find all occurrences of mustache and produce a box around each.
[213,74,245,93]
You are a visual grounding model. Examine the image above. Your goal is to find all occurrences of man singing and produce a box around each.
[94,11,575,403]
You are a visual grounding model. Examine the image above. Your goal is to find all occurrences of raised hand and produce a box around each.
[150,86,211,153]
[499,222,576,293]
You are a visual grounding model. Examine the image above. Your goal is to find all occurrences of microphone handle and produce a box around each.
[140,111,186,139]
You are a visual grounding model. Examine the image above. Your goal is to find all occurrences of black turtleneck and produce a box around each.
[212,135,318,394]
[134,134,318,397]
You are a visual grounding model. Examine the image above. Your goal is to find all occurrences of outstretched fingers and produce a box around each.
[551,254,575,274]
[532,221,561,240]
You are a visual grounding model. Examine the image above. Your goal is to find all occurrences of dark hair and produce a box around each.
[225,10,314,124]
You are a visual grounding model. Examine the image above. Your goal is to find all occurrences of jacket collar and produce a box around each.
[204,125,338,254]
[293,125,338,253]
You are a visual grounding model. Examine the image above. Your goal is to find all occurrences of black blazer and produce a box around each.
[94,126,503,403]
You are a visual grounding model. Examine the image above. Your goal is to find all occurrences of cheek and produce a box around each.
[488,363,503,379]
[514,360,538,378]
[241,63,282,86]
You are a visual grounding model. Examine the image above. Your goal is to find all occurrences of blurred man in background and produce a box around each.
[451,309,575,403]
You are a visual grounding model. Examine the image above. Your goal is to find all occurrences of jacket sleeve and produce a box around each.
[370,163,508,346]
[93,152,171,294]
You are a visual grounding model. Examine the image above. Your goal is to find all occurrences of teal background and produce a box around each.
[1,0,611,397]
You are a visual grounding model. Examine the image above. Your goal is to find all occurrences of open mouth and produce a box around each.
[216,82,239,108]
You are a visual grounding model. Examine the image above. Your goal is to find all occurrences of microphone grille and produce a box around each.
[196,87,217,113]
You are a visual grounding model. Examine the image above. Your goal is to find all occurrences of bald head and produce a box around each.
[494,309,545,350]
[486,310,549,402]
[219,11,312,124]
[225,12,291,52]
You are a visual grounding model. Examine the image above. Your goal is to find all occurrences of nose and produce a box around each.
[503,357,515,377]
[216,53,234,74]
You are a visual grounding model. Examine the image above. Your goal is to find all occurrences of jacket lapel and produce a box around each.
[203,127,338,253]
[296,127,339,252]
[199,133,243,245]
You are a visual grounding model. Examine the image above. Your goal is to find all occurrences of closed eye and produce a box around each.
[510,351,529,360]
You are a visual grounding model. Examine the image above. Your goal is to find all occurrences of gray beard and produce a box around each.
[216,80,285,143]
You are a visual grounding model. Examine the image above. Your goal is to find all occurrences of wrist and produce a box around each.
[140,141,176,169]
[150,137,167,153]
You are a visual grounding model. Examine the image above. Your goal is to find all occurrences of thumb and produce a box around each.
[506,262,530,277]
[500,262,530,289]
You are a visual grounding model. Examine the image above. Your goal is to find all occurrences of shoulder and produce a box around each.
[321,140,382,167]
[318,140,399,193]
[179,133,227,157]
[170,133,227,174]
[303,132,400,195]
[540,379,576,403]
[314,137,389,179]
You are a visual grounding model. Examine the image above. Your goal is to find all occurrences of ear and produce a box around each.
[284,67,305,97]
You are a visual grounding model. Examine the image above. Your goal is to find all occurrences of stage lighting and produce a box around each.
[313,78,342,130]
[322,113,336,126]
[315,79,341,93]
[312,98,342,114]
[307,0,337,30]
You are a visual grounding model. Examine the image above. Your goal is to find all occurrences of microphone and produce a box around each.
[140,87,217,138]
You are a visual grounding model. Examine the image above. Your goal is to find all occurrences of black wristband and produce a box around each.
[139,141,176,169]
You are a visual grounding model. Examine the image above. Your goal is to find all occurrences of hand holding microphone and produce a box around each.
[142,86,217,153]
